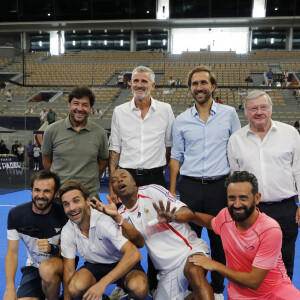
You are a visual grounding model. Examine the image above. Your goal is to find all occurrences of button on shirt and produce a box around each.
[228,121,300,203]
[61,208,128,264]
[109,97,174,169]
[171,102,241,177]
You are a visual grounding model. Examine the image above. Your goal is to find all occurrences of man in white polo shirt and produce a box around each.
[59,180,148,300]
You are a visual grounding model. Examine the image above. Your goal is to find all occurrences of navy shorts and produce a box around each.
[81,261,144,291]
[17,266,44,299]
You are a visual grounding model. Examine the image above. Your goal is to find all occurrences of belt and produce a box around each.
[125,167,163,176]
[183,175,228,184]
[260,196,295,205]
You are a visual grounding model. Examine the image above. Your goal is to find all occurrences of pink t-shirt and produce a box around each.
[212,208,297,299]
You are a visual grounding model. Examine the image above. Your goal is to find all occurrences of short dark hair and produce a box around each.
[225,171,259,195]
[68,85,95,107]
[187,65,217,89]
[58,180,90,200]
[30,170,60,194]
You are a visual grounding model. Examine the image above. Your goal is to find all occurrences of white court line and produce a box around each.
[0,205,16,207]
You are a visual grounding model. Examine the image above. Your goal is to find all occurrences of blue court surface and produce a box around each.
[1,191,299,299]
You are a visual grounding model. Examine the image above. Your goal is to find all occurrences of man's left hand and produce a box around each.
[152,200,176,223]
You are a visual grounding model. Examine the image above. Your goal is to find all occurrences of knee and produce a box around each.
[68,277,85,298]
[39,259,62,282]
[126,272,149,299]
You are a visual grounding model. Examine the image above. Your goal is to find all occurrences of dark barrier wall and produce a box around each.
[0,116,40,130]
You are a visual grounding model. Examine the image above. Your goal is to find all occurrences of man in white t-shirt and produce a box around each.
[59,180,148,300]
[94,169,213,300]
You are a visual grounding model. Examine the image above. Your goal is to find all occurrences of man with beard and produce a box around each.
[42,86,109,198]
[228,90,300,280]
[4,170,67,300]
[109,66,174,298]
[187,171,300,299]
[59,180,148,300]
[169,65,240,299]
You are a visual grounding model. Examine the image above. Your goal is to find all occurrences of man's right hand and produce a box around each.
[4,288,17,300]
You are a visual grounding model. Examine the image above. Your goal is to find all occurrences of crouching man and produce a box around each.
[93,169,214,300]
[157,171,300,300]
[59,180,148,300]
[4,170,67,300]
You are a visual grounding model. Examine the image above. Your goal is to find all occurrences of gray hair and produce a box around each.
[243,90,273,111]
[132,66,155,83]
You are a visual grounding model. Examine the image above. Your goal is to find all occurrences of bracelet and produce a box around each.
[118,217,124,234]
[49,243,60,256]
[173,213,177,223]
[169,213,177,223]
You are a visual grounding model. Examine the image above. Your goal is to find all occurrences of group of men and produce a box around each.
[40,107,56,126]
[5,65,300,300]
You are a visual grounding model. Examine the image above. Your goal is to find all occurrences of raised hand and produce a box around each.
[90,196,118,218]
[152,200,176,223]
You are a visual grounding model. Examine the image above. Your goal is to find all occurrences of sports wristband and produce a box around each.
[49,244,60,256]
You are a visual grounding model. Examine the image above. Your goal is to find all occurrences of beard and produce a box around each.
[228,201,256,222]
[192,90,212,105]
[32,197,53,212]
[132,88,151,101]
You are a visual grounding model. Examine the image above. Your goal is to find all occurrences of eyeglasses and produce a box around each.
[246,105,270,113]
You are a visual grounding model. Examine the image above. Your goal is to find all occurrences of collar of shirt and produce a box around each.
[191,100,218,121]
[245,119,277,137]
[65,115,91,131]
[130,97,157,113]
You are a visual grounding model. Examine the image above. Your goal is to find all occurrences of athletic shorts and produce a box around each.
[81,261,144,292]
[17,266,44,299]
[156,248,210,300]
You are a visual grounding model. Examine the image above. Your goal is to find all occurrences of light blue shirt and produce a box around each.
[171,102,241,177]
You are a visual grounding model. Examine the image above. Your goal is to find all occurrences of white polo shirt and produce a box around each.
[109,97,174,169]
[61,207,128,264]
[228,121,300,202]
[118,185,209,272]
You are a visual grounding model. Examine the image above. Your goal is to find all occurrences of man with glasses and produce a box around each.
[228,89,300,280]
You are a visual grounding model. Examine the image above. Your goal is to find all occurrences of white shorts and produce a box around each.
[155,245,210,300]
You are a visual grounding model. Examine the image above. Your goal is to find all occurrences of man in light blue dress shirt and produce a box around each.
[169,65,241,299]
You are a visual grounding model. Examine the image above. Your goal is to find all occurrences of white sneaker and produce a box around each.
[37,167,39,170]
[33,167,36,170]
[214,293,224,300]
[109,286,127,300]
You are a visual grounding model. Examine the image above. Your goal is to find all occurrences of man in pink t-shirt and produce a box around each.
[187,171,300,299]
